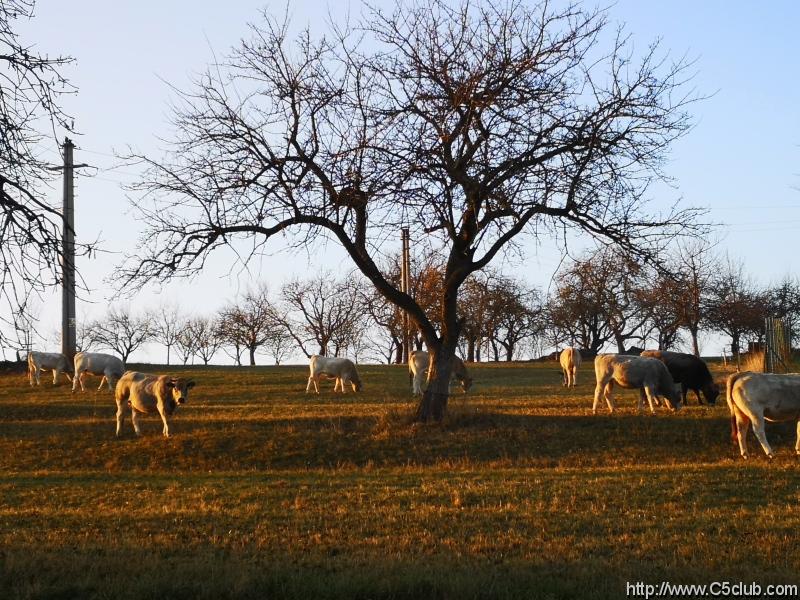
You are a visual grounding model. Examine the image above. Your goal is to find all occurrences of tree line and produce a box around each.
[61,241,800,366]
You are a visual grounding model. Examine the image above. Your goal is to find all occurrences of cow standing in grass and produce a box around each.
[72,352,125,393]
[726,371,800,459]
[409,350,472,396]
[559,347,581,387]
[115,371,195,437]
[306,355,362,394]
[593,354,681,414]
[640,350,719,405]
[27,351,72,386]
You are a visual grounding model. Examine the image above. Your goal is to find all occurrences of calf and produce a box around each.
[27,351,72,386]
[559,347,582,387]
[409,350,472,396]
[593,354,681,414]
[72,352,125,393]
[306,355,362,394]
[726,371,800,459]
[640,350,719,405]
[115,371,195,437]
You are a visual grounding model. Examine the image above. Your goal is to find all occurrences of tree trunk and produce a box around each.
[166,344,171,366]
[506,343,514,361]
[249,346,256,366]
[689,325,700,357]
[467,337,476,362]
[415,346,455,422]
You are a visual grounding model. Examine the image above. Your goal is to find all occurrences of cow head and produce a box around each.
[703,381,720,405]
[351,374,363,392]
[663,383,682,412]
[460,376,473,394]
[166,377,195,405]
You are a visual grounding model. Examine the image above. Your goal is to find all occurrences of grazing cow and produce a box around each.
[27,351,72,386]
[593,353,681,414]
[640,350,720,405]
[72,352,125,393]
[115,371,195,437]
[559,347,582,387]
[409,350,473,396]
[306,355,362,394]
[726,371,800,459]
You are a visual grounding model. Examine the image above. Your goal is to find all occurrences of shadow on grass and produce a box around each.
[2,548,797,600]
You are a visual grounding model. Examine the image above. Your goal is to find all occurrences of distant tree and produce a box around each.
[704,257,767,357]
[151,303,183,365]
[280,274,364,358]
[765,275,800,346]
[548,249,651,353]
[639,268,684,351]
[218,285,280,366]
[0,0,79,346]
[672,241,718,356]
[121,0,702,420]
[88,307,152,362]
[186,316,223,365]
[485,277,545,361]
[175,326,197,366]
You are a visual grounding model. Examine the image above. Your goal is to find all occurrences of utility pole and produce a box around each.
[61,137,76,361]
[401,227,411,364]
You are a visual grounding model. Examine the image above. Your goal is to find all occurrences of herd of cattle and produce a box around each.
[23,347,800,459]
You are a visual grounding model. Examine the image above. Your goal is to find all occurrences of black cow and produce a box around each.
[640,350,719,405]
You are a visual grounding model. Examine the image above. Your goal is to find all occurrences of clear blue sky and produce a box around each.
[12,0,800,361]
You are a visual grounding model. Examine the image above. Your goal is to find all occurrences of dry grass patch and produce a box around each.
[1,360,799,599]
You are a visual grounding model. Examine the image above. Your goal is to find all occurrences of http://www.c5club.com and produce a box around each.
[626,580,799,599]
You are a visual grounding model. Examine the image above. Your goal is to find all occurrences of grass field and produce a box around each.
[1,360,799,599]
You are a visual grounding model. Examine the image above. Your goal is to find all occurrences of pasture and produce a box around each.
[1,360,799,599]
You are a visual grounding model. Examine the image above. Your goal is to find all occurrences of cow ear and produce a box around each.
[166,378,176,389]
[187,380,196,389]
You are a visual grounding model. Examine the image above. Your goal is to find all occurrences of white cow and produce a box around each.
[409,350,472,396]
[559,347,582,387]
[306,355,362,394]
[115,371,195,437]
[72,352,125,393]
[593,354,681,414]
[727,371,800,459]
[27,351,72,386]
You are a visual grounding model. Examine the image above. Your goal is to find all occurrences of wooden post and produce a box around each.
[401,227,410,364]
[61,137,76,362]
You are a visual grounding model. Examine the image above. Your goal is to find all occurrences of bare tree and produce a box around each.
[548,249,651,354]
[88,307,152,363]
[0,1,80,344]
[279,274,365,358]
[672,241,717,356]
[704,257,767,358]
[151,303,183,365]
[186,316,222,365]
[121,1,703,420]
[218,285,281,366]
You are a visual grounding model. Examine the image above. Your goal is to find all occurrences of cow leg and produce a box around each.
[52,370,59,386]
[795,421,800,455]
[156,404,170,437]
[571,367,578,387]
[305,376,313,393]
[34,368,41,386]
[642,385,658,414]
[604,381,617,413]
[98,375,108,391]
[105,375,115,392]
[131,409,142,436]
[750,417,774,459]
[115,401,126,437]
[562,369,567,387]
[592,380,605,414]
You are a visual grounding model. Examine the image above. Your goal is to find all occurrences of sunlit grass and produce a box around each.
[1,360,799,599]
